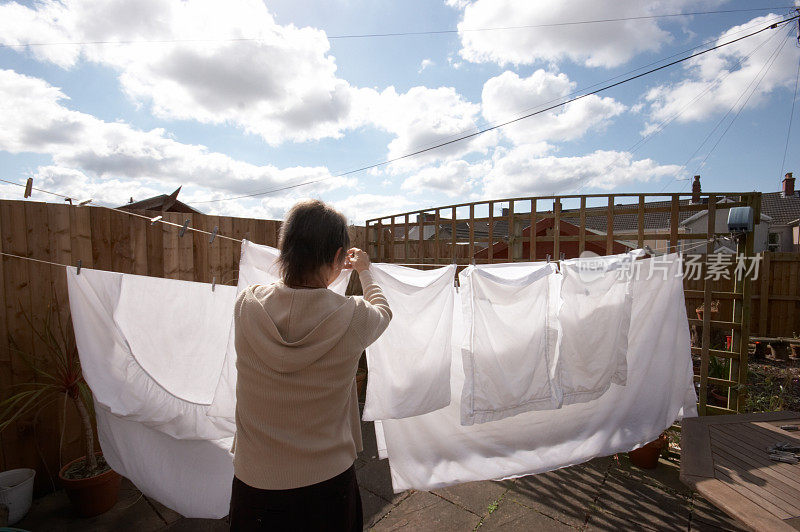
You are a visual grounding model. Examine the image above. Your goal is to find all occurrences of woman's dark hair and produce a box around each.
[278,200,350,287]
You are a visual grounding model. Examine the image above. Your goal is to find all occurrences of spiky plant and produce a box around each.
[0,293,101,476]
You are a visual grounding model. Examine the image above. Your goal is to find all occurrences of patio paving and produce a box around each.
[14,421,745,531]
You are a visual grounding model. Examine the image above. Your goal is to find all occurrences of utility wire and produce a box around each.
[779,53,800,183]
[1,7,795,48]
[658,26,789,192]
[694,28,793,175]
[379,12,792,169]
[195,14,800,204]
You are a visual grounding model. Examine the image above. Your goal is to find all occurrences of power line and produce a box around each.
[1,7,795,48]
[779,52,800,183]
[195,14,800,204]
[658,26,789,192]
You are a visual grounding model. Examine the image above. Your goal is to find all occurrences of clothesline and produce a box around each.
[0,177,243,244]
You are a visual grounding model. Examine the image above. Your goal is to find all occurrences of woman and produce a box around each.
[229,199,392,531]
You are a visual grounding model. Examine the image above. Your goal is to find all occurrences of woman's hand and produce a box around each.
[347,248,370,273]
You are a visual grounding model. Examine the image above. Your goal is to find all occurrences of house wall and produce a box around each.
[682,209,770,253]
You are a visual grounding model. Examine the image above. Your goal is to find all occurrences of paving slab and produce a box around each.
[360,487,397,529]
[478,498,578,531]
[591,464,692,530]
[15,478,167,531]
[161,517,228,531]
[432,480,508,517]
[355,453,398,502]
[370,491,480,531]
[504,458,610,528]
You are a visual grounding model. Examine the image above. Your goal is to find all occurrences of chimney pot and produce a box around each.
[783,172,795,198]
[691,175,702,204]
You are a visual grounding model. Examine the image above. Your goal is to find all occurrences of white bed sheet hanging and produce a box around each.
[362,263,455,421]
[207,240,352,421]
[458,262,557,426]
[67,267,237,440]
[378,253,697,492]
[556,252,637,407]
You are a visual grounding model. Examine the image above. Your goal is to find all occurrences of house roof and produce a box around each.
[761,191,800,226]
[118,186,200,214]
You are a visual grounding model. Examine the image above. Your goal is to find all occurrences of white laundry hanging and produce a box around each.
[458,262,558,426]
[67,241,351,518]
[556,251,637,407]
[67,267,237,518]
[377,253,697,493]
[207,240,352,421]
[361,263,455,421]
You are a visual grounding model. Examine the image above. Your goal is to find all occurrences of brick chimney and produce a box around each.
[691,175,701,203]
[783,172,795,198]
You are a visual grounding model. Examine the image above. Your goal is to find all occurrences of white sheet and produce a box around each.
[458,263,557,425]
[95,405,233,519]
[67,267,236,441]
[379,254,697,492]
[362,264,455,421]
[207,240,352,420]
[556,252,635,406]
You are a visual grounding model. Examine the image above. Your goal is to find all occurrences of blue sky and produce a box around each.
[1,0,799,223]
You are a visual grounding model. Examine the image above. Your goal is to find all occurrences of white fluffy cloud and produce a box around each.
[368,86,497,172]
[451,0,701,68]
[481,70,626,145]
[644,14,800,127]
[0,69,352,206]
[401,159,492,197]
[482,146,682,197]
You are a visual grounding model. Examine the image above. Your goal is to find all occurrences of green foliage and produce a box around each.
[0,294,96,468]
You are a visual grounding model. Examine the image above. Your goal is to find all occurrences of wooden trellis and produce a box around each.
[365,192,762,416]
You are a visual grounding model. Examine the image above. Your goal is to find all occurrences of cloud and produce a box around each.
[401,159,492,197]
[418,58,434,73]
[450,0,701,68]
[331,193,418,225]
[481,70,626,145]
[644,14,800,127]
[367,86,497,172]
[0,69,353,206]
[482,145,682,197]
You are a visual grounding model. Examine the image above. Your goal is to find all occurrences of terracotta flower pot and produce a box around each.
[628,434,668,469]
[58,453,121,517]
[790,344,799,360]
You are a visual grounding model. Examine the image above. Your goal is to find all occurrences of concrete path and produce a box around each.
[16,421,744,531]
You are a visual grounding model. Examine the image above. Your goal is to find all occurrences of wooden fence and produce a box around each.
[366,192,766,419]
[0,199,365,492]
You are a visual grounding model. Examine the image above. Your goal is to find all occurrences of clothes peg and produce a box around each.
[150,215,163,225]
[77,198,92,207]
[559,252,565,262]
[64,197,73,205]
[212,276,216,292]
[24,178,33,198]
[209,226,219,245]
[546,254,551,264]
[76,259,82,275]
[644,245,654,256]
[179,219,190,238]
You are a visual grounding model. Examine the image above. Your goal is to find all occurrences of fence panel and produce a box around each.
[0,199,369,492]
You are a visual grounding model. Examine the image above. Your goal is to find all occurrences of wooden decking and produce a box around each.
[681,411,800,531]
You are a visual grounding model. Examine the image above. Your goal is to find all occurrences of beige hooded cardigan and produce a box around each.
[232,268,391,490]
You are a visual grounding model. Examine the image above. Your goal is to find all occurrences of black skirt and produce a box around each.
[228,463,363,531]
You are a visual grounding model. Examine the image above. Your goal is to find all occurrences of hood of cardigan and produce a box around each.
[235,283,356,373]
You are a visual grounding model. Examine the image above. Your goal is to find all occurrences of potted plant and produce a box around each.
[0,296,120,517]
[628,433,668,469]
[791,333,799,360]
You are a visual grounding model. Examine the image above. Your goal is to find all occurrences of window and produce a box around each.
[767,232,780,252]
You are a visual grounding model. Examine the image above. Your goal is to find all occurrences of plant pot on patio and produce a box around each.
[58,453,121,517]
[628,434,668,469]
[0,468,35,526]
[768,342,790,362]
[356,367,367,399]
